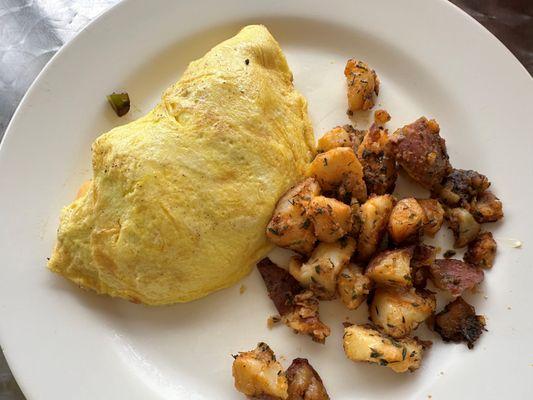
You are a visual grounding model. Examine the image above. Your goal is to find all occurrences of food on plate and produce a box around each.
[344,59,379,112]
[445,207,481,248]
[337,263,373,310]
[308,147,367,203]
[365,247,415,287]
[343,324,429,373]
[289,238,357,299]
[106,92,130,116]
[433,169,489,209]
[286,358,330,400]
[390,117,451,189]
[464,232,497,269]
[433,297,486,349]
[357,112,398,195]
[307,196,353,242]
[417,198,445,236]
[232,344,329,399]
[429,259,484,297]
[267,178,321,254]
[410,244,437,288]
[471,190,504,223]
[387,198,425,244]
[235,53,504,385]
[232,342,288,399]
[357,194,395,260]
[258,258,330,343]
[317,125,365,153]
[369,286,436,338]
[48,25,315,304]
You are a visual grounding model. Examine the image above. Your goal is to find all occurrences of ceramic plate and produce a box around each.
[1,0,532,398]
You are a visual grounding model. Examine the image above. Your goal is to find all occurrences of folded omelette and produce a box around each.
[48,25,315,305]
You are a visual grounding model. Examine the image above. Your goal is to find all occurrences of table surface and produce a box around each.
[0,0,531,398]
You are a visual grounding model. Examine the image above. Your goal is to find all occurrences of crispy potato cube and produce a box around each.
[366,247,414,287]
[317,125,365,154]
[343,324,427,373]
[337,263,373,310]
[289,238,356,299]
[308,196,352,242]
[417,199,445,236]
[344,59,379,112]
[308,147,367,203]
[388,198,425,244]
[369,286,436,338]
[446,208,481,248]
[464,231,497,269]
[266,178,320,254]
[232,342,288,399]
[357,194,395,261]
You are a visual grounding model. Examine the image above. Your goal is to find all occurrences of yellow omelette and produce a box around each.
[48,25,315,305]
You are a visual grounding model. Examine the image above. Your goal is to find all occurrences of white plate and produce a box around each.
[1,0,532,398]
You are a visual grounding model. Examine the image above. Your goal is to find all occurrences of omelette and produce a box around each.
[48,25,315,305]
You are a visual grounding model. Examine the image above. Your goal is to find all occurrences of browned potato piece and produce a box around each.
[433,297,486,349]
[471,190,504,223]
[369,287,436,338]
[308,147,367,203]
[390,117,451,189]
[417,199,445,236]
[289,238,357,299]
[344,59,379,112]
[283,290,331,344]
[374,109,391,125]
[365,247,414,287]
[357,194,395,261]
[317,125,365,153]
[337,263,373,310]
[357,122,398,195]
[286,358,330,400]
[232,342,288,399]
[388,198,425,244]
[446,207,481,248]
[343,324,428,373]
[266,178,320,254]
[464,231,497,269]
[411,244,437,288]
[307,196,352,242]
[433,169,490,209]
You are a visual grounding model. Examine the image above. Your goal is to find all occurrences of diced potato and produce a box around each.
[365,247,414,287]
[289,238,356,299]
[317,125,365,153]
[464,231,497,269]
[266,178,320,254]
[369,286,436,338]
[308,147,367,203]
[417,199,445,236]
[308,196,352,242]
[232,342,288,399]
[343,324,426,373]
[388,198,425,244]
[344,59,379,112]
[357,122,397,195]
[446,208,481,248]
[337,263,373,310]
[357,194,395,261]
[282,290,331,344]
[471,190,504,223]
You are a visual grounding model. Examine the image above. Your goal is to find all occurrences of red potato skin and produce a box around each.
[390,117,452,189]
[429,259,484,297]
